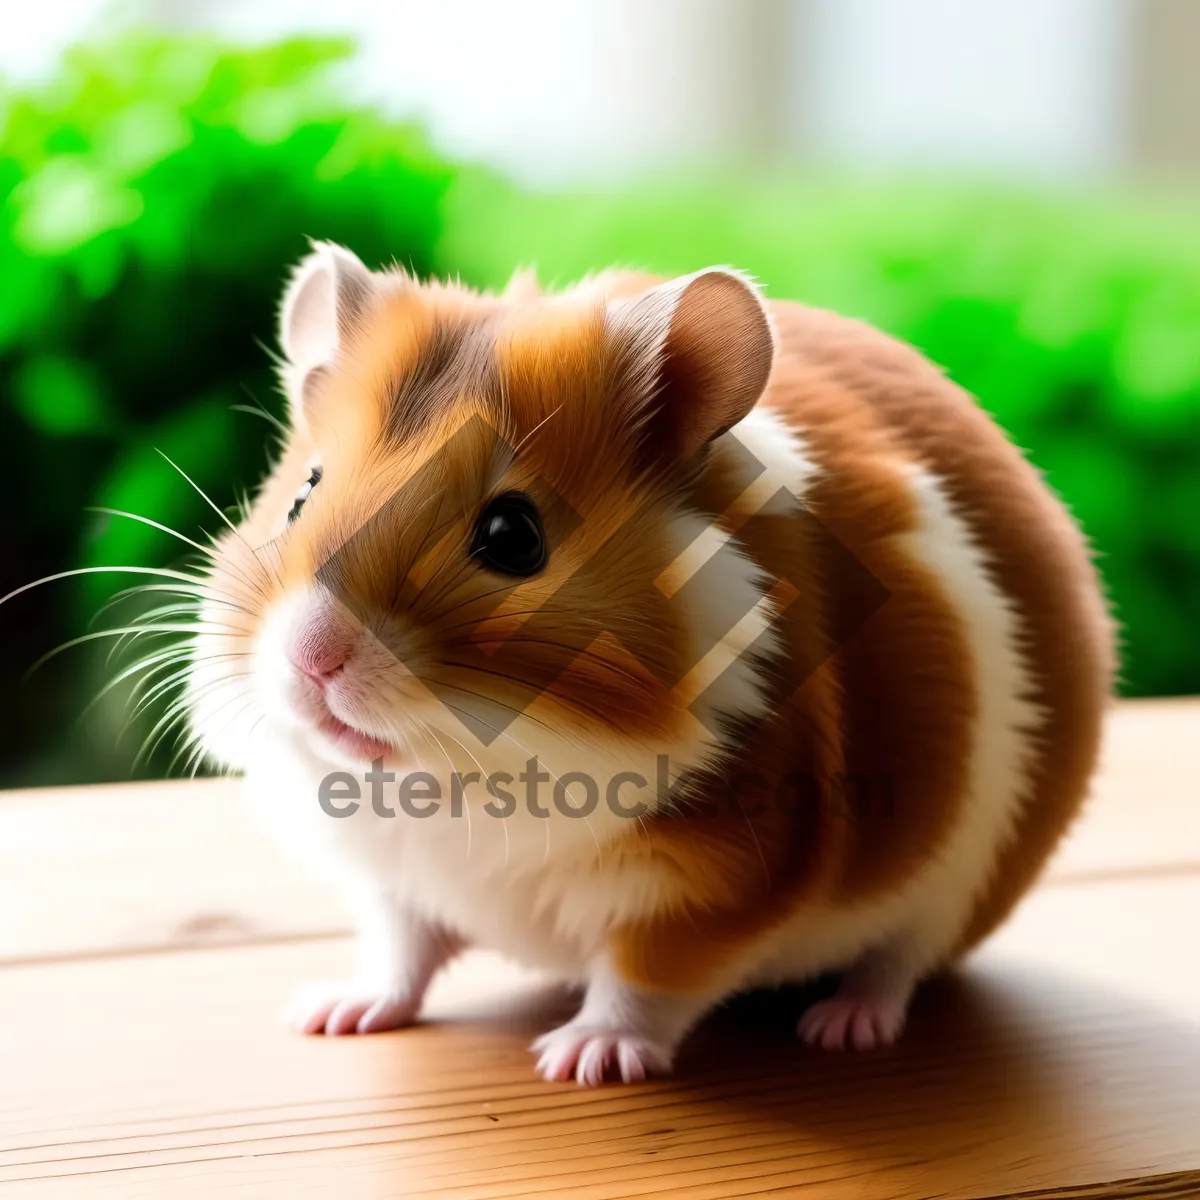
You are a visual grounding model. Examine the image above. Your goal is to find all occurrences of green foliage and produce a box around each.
[0,34,453,784]
[2,33,1198,786]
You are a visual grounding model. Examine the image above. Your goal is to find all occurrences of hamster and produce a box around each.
[186,242,1114,1086]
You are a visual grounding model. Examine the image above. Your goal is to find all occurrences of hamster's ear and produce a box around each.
[611,267,774,462]
[278,241,374,425]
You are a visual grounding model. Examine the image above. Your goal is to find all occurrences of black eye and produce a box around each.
[471,492,547,576]
[287,464,323,524]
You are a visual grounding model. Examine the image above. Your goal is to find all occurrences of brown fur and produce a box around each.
[760,305,1115,949]
[608,369,981,991]
[606,290,1112,993]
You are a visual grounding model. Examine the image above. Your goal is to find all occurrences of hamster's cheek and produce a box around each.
[185,593,305,772]
[184,652,258,772]
[252,593,324,730]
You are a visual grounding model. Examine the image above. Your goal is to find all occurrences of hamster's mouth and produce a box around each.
[315,710,395,764]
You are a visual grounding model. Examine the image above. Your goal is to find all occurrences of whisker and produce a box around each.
[135,672,249,769]
[428,604,574,639]
[24,624,229,679]
[423,724,476,861]
[1,566,205,609]
[412,555,480,623]
[103,606,245,662]
[440,635,652,690]
[86,507,213,557]
[155,450,240,536]
[416,674,560,737]
[507,402,564,459]
[230,400,288,437]
[79,646,204,720]
[434,659,628,734]
[203,709,266,778]
[85,508,271,628]
[434,700,603,870]
[396,500,471,615]
[156,450,281,597]
[131,661,252,723]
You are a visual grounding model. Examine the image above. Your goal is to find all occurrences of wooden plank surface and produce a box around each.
[0,777,341,965]
[1,699,1198,1198]
[1046,697,1200,885]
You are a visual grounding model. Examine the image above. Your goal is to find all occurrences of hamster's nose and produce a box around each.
[289,639,348,684]
[285,595,356,685]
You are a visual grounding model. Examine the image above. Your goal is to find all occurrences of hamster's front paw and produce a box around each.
[287,981,421,1036]
[532,1022,674,1086]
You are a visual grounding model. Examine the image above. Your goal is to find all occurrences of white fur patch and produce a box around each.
[754,463,1044,988]
[885,465,1044,957]
[728,405,821,509]
[673,404,820,731]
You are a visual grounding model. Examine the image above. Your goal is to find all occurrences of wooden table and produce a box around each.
[2,699,1198,1199]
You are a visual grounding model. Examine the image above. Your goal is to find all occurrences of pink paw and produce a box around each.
[797,992,907,1052]
[532,1024,673,1085]
[287,982,420,1036]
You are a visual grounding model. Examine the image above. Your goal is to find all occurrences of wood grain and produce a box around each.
[1,699,1199,1198]
[993,1175,1200,1199]
[0,777,341,965]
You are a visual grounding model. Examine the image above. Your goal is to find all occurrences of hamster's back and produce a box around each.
[761,299,1114,950]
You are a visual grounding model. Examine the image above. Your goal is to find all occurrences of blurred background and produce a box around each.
[2,0,1199,786]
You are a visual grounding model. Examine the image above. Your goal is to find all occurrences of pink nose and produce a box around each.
[286,598,355,684]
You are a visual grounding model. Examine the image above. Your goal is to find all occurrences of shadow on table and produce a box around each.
[425,961,1200,1196]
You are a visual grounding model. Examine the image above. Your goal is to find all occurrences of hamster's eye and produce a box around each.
[471,492,547,576]
[287,464,323,524]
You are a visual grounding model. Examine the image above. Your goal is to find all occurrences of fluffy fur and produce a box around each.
[186,249,1114,1083]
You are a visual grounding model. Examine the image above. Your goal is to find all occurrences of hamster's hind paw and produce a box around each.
[797,991,908,1051]
[287,981,421,1036]
[532,1024,674,1086]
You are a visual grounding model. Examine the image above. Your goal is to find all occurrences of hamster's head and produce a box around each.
[187,245,778,800]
